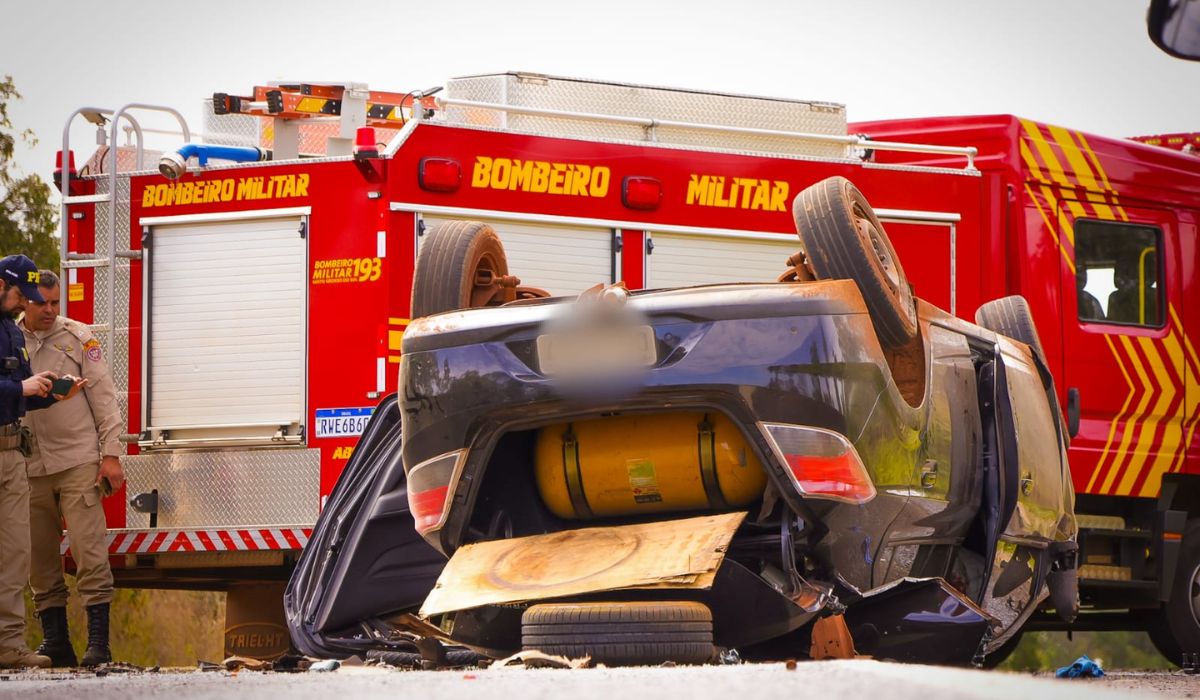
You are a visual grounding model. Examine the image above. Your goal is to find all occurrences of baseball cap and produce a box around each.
[0,255,46,303]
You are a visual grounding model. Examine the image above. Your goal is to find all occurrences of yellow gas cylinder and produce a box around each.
[534,412,766,519]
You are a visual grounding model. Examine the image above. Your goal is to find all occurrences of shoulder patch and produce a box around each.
[84,338,103,363]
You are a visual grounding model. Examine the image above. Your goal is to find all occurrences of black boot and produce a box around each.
[35,607,77,667]
[80,603,112,667]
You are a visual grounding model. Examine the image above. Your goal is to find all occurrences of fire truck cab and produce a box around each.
[53,73,1199,661]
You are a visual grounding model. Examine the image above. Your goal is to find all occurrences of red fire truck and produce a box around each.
[53,73,1198,660]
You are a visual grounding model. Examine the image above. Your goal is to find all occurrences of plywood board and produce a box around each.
[419,512,746,616]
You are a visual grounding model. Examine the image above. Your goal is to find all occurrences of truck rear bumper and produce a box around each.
[62,526,312,558]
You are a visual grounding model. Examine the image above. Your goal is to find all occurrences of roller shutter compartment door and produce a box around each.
[646,233,798,290]
[147,216,306,437]
[423,217,614,297]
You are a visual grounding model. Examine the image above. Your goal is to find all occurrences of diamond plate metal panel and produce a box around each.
[123,449,320,529]
[94,177,111,257]
[80,170,133,428]
[444,73,849,159]
[203,102,260,147]
[113,260,131,415]
[115,175,130,246]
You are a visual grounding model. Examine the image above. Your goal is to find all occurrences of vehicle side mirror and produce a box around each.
[1148,0,1200,61]
[1066,387,1081,438]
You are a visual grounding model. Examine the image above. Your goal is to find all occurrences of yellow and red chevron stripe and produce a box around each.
[1087,320,1188,497]
[388,317,408,364]
[1020,119,1199,497]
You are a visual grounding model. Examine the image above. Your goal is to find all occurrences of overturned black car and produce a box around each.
[286,176,1078,667]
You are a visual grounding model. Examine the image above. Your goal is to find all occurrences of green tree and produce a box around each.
[0,75,59,269]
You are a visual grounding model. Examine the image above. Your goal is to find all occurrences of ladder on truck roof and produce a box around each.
[210,82,438,158]
[58,104,191,437]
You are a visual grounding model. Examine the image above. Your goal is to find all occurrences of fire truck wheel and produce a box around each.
[974,295,1047,364]
[1152,518,1200,665]
[412,220,509,317]
[793,176,917,350]
[521,601,714,666]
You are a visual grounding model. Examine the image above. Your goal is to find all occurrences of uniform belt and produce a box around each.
[0,423,21,436]
[0,434,21,451]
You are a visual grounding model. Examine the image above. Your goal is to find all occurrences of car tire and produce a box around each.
[521,601,714,666]
[975,295,1047,363]
[793,176,917,350]
[1151,519,1200,666]
[412,220,509,318]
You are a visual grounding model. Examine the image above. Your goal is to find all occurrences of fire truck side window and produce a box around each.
[1074,219,1163,327]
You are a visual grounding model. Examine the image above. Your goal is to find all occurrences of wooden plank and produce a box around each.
[419,512,746,616]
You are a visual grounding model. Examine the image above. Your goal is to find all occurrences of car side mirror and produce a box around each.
[1148,0,1200,61]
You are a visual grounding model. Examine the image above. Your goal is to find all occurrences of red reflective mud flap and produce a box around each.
[809,614,856,660]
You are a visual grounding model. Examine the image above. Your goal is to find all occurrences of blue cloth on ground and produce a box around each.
[1056,655,1105,678]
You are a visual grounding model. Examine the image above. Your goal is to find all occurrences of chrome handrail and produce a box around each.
[427,96,978,170]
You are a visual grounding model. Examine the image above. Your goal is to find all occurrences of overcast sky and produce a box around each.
[1,0,1192,185]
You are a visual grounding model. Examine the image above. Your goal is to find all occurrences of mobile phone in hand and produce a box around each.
[50,376,75,396]
[98,476,113,497]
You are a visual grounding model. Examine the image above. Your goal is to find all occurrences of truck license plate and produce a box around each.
[537,325,657,378]
[314,407,375,438]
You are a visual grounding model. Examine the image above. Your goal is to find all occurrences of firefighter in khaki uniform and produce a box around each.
[21,270,122,667]
[0,255,84,669]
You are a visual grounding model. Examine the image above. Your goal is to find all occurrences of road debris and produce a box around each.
[223,656,271,671]
[1055,655,1105,679]
[309,659,341,673]
[491,650,592,669]
[272,655,316,673]
[809,614,856,660]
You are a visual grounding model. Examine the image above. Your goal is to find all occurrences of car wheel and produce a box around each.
[792,176,917,350]
[1152,519,1200,666]
[975,295,1047,363]
[521,601,714,666]
[412,220,510,318]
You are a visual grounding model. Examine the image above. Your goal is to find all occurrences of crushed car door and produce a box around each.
[981,337,1074,641]
[284,395,447,657]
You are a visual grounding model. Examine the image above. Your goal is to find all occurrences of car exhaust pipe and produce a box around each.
[159,143,269,179]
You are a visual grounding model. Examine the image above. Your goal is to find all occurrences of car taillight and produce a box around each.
[759,423,876,505]
[407,449,467,535]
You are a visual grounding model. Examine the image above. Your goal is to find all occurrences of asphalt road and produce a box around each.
[1,661,1196,700]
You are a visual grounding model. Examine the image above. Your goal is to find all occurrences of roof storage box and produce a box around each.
[442,72,849,159]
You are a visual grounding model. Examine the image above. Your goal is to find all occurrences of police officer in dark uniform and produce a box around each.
[0,254,85,668]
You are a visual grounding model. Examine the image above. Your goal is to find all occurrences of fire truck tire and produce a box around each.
[793,176,917,350]
[974,295,1047,364]
[412,220,509,317]
[1150,518,1200,666]
[521,601,714,666]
